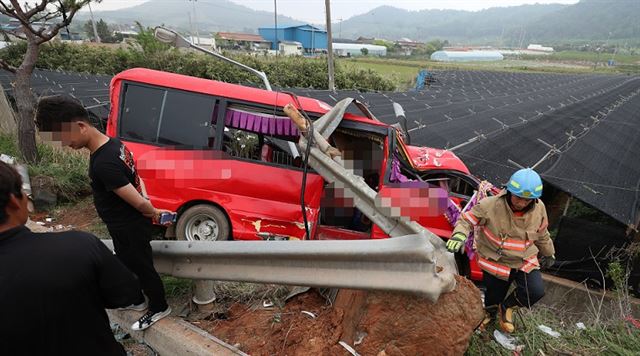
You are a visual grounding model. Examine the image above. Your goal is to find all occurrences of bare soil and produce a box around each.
[197,291,347,355]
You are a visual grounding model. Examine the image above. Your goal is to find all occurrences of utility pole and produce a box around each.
[325,0,335,91]
[188,12,194,42]
[87,2,100,43]
[274,0,278,55]
[189,0,200,45]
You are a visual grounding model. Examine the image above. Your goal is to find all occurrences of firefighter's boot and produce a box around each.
[498,304,516,333]
[478,306,497,332]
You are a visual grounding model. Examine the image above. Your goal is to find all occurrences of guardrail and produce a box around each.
[102,233,455,302]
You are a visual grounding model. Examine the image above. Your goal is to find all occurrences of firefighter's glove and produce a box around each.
[446,232,467,253]
[540,255,556,269]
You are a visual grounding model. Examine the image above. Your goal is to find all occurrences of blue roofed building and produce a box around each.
[258,24,327,54]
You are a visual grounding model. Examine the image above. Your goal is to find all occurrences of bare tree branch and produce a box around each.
[36,1,90,44]
[0,58,17,73]
[32,10,60,23]
[24,0,48,19]
[0,2,17,17]
[2,1,43,39]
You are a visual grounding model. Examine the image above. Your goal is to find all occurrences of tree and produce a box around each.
[0,1,98,163]
[83,18,113,43]
[360,47,369,56]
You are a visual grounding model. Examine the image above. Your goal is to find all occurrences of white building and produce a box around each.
[279,41,303,56]
[527,44,554,52]
[332,43,387,57]
[188,36,217,50]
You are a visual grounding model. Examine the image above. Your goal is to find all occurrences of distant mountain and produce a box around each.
[337,0,640,45]
[75,0,303,34]
[72,0,640,44]
[525,0,640,42]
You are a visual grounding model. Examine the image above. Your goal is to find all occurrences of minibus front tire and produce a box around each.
[176,204,230,241]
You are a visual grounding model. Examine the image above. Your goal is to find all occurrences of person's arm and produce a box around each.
[95,161,168,222]
[113,183,162,220]
[447,200,488,252]
[452,200,488,237]
[533,207,555,257]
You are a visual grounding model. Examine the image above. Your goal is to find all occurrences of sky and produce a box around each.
[85,0,580,23]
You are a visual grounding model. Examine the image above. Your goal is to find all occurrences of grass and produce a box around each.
[339,52,640,90]
[213,282,291,305]
[341,59,419,90]
[0,133,90,203]
[162,276,194,299]
[466,306,640,355]
[540,51,640,65]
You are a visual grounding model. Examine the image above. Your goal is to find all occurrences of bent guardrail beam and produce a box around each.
[102,234,453,303]
[284,99,457,294]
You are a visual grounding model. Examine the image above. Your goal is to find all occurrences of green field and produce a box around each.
[539,50,640,65]
[338,52,640,90]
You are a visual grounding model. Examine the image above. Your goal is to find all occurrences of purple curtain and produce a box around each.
[224,109,299,138]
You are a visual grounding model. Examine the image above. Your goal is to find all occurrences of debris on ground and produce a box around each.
[493,330,524,352]
[538,324,561,338]
[197,276,483,355]
[575,322,586,330]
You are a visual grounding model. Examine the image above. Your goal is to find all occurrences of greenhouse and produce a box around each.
[332,43,387,57]
[430,51,504,62]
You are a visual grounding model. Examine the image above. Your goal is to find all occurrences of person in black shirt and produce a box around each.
[0,161,140,355]
[36,95,173,331]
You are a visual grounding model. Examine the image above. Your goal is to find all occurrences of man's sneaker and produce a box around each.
[118,301,147,312]
[131,307,172,331]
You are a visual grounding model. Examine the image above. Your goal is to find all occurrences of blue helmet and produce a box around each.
[506,168,543,199]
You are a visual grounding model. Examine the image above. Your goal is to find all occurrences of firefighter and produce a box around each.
[446,168,555,333]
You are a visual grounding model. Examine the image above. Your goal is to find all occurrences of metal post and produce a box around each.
[193,280,216,311]
[274,0,278,55]
[87,3,100,43]
[325,0,335,91]
[187,12,194,42]
[190,0,200,45]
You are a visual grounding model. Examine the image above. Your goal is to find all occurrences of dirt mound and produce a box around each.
[198,276,483,355]
[199,291,345,355]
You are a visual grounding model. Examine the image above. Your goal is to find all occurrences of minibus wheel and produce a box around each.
[176,204,230,241]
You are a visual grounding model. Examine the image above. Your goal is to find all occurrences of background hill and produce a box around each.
[75,0,640,45]
[338,0,639,44]
[76,0,303,34]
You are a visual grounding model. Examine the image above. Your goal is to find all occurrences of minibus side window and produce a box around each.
[158,90,217,148]
[120,84,164,142]
[119,83,218,148]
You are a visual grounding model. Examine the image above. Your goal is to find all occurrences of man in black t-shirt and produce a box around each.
[36,95,173,331]
[0,161,140,355]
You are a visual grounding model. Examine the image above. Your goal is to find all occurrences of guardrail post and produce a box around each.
[193,280,216,311]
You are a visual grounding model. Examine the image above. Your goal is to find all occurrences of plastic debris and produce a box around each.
[262,300,274,308]
[338,341,360,356]
[45,217,54,223]
[576,322,586,330]
[538,324,561,338]
[0,154,15,164]
[354,331,367,346]
[625,316,640,329]
[301,311,316,319]
[493,330,524,352]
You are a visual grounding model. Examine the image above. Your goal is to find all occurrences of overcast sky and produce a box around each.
[85,0,579,23]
